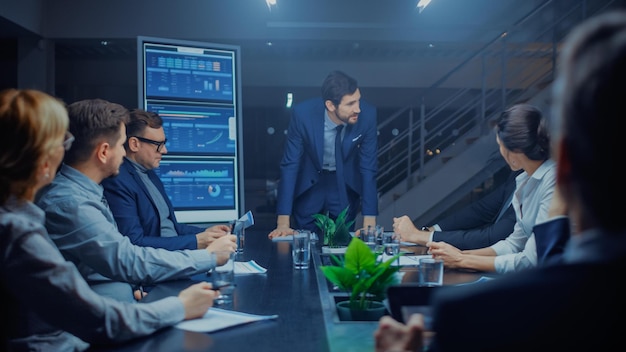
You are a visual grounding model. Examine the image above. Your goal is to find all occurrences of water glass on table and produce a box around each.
[230,220,245,259]
[382,231,400,266]
[292,229,312,269]
[382,231,400,256]
[364,225,378,251]
[212,251,236,304]
[418,257,444,287]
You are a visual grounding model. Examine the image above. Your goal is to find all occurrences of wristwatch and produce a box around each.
[420,226,430,231]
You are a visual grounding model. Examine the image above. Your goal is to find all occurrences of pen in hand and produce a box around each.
[214,283,236,290]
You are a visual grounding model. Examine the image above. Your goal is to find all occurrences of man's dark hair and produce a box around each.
[552,10,626,232]
[124,109,163,150]
[64,99,129,165]
[321,70,358,107]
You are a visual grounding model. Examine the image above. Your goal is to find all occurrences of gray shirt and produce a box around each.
[0,195,184,351]
[35,164,216,302]
[127,158,177,237]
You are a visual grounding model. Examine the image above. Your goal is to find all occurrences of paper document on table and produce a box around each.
[176,308,278,333]
[379,254,432,266]
[271,233,319,242]
[235,260,267,274]
[456,276,496,286]
[349,232,417,247]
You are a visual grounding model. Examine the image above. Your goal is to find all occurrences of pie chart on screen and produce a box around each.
[208,184,221,197]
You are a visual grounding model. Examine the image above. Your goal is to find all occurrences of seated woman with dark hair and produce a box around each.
[428,103,556,274]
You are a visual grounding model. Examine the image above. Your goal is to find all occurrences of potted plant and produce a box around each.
[320,237,402,321]
[313,206,354,253]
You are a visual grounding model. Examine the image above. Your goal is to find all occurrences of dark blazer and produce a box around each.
[534,216,570,266]
[102,159,204,250]
[276,97,378,218]
[429,255,626,351]
[431,170,520,250]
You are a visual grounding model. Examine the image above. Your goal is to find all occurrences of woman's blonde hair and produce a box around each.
[0,89,68,203]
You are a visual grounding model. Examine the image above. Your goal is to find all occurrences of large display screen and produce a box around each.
[138,36,243,223]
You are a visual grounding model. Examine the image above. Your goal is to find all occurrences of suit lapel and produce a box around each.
[342,124,359,159]
[312,105,326,168]
[126,161,152,202]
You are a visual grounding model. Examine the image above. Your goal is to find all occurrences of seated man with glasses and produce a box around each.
[102,109,230,251]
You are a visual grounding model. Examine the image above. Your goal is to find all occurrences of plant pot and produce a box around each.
[336,300,386,321]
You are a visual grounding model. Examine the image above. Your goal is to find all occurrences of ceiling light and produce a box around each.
[417,0,432,13]
[266,0,277,10]
[286,92,293,108]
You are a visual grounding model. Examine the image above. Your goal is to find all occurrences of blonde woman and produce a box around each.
[0,89,218,351]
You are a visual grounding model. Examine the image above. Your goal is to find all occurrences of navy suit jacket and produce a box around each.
[431,170,520,250]
[428,254,626,351]
[534,216,570,265]
[102,159,204,250]
[276,97,378,217]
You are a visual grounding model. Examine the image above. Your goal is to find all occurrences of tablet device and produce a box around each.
[386,284,439,326]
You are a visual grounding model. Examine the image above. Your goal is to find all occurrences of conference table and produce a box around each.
[89,231,486,352]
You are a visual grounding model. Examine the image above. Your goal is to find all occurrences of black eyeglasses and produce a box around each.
[63,131,75,151]
[132,136,167,152]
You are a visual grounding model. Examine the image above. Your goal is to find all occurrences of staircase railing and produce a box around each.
[375,0,617,199]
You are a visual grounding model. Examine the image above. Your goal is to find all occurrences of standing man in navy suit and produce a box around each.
[269,70,378,238]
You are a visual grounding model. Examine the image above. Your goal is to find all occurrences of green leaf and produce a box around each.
[321,236,402,311]
[312,206,354,247]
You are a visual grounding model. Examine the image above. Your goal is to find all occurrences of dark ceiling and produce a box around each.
[2,0,625,108]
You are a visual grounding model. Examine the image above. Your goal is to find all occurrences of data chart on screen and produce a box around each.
[154,157,236,210]
[143,44,235,103]
[148,103,236,155]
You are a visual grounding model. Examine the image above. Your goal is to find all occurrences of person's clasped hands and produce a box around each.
[392,216,432,245]
[426,241,464,269]
[206,234,237,265]
[196,224,231,248]
[374,314,425,352]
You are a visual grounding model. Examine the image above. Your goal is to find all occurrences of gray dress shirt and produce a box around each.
[35,164,216,302]
[0,195,184,351]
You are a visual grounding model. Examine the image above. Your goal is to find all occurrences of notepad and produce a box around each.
[379,254,432,266]
[271,233,319,242]
[176,308,278,333]
[235,260,267,274]
[349,231,418,247]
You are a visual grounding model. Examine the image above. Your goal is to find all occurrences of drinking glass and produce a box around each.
[292,229,312,269]
[212,251,236,304]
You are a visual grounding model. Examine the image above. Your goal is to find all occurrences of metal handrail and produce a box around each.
[376,0,614,197]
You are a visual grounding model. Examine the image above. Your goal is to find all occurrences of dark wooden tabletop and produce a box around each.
[88,232,485,352]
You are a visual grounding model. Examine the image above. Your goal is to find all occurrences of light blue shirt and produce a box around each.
[35,164,216,302]
[491,159,556,273]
